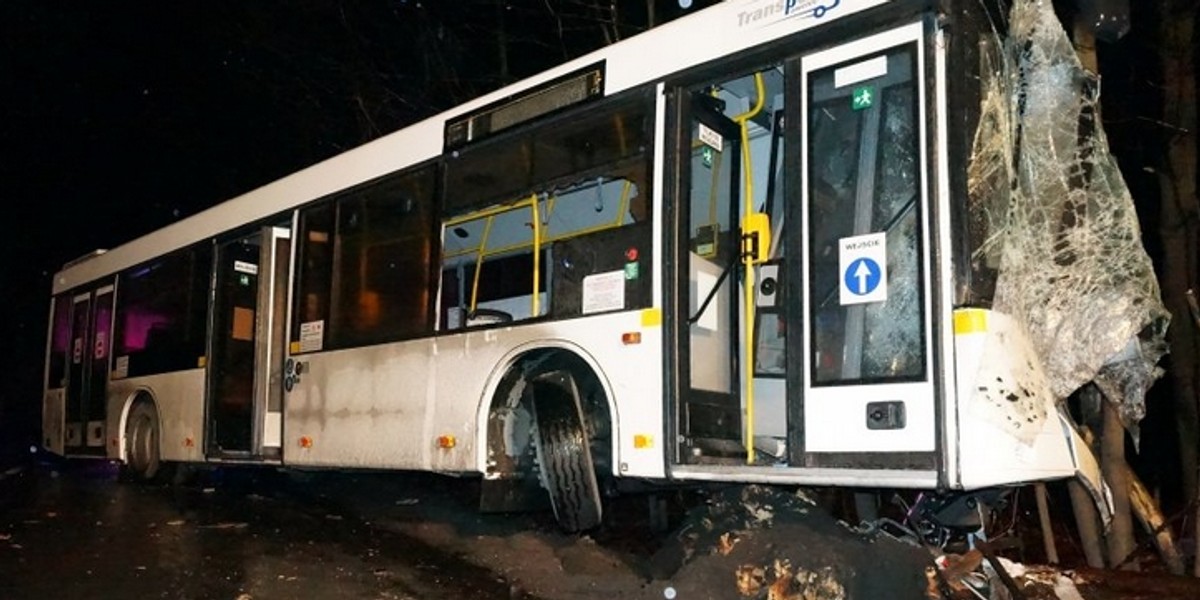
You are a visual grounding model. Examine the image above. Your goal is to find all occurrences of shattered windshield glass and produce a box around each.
[967,0,1168,440]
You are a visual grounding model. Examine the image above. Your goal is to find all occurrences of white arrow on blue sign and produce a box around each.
[838,232,887,305]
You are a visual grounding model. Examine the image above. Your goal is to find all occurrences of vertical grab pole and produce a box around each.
[733,73,766,464]
[469,217,495,316]
[531,194,542,317]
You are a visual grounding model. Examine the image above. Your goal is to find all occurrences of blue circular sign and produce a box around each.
[844,257,882,296]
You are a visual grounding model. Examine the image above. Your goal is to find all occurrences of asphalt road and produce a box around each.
[0,457,534,600]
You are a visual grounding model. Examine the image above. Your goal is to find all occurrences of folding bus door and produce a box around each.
[797,22,938,469]
[64,284,114,455]
[207,226,290,458]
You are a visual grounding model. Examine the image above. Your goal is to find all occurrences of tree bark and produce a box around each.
[1154,1,1200,578]
[1067,479,1107,568]
[1071,17,1141,572]
[1035,483,1059,564]
[1101,400,1137,569]
[1122,460,1186,575]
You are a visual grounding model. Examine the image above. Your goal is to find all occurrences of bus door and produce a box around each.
[797,23,938,468]
[678,89,746,459]
[675,23,938,473]
[64,285,114,455]
[207,226,290,458]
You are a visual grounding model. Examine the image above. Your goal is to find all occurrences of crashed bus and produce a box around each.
[43,0,1163,534]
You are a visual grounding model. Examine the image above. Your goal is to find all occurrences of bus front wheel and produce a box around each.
[124,401,162,481]
[531,370,602,532]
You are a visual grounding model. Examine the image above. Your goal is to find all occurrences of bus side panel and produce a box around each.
[42,389,65,456]
[281,311,665,478]
[283,339,438,469]
[953,310,1077,488]
[108,370,206,463]
[436,311,666,478]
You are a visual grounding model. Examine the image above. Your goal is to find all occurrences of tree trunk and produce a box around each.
[1071,20,1139,571]
[1101,400,1137,569]
[1068,478,1107,568]
[1123,460,1186,575]
[1155,0,1200,578]
[1035,483,1059,564]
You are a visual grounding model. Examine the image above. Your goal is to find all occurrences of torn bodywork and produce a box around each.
[962,0,1167,518]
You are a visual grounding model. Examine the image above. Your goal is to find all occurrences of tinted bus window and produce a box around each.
[293,166,437,351]
[46,295,72,389]
[113,245,211,378]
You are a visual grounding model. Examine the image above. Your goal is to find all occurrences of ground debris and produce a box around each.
[736,564,766,596]
[718,532,739,555]
[200,522,249,530]
[652,485,929,599]
[734,558,849,600]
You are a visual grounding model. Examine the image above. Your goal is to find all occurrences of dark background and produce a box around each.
[0,1,1191,488]
[0,1,717,463]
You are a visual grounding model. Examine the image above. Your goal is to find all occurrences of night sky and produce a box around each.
[0,1,1190,470]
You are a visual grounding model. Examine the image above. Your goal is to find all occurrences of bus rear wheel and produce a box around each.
[531,370,602,532]
[124,401,162,481]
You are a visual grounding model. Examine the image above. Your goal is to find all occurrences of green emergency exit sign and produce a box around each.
[852,85,874,111]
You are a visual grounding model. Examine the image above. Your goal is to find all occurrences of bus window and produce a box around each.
[46,295,72,389]
[112,245,211,378]
[292,165,437,351]
[440,97,654,329]
[443,96,651,214]
[807,43,924,385]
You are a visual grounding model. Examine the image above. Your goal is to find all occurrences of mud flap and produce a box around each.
[1059,411,1113,528]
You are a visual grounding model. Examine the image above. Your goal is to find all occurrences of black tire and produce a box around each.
[532,371,602,532]
[124,401,162,482]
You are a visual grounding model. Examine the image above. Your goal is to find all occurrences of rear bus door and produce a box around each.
[64,285,114,455]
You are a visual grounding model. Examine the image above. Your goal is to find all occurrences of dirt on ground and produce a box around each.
[331,475,1200,600]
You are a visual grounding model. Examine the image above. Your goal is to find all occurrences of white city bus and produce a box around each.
[44,0,1110,532]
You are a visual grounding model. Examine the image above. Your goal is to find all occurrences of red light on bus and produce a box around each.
[299,436,313,449]
[625,247,638,261]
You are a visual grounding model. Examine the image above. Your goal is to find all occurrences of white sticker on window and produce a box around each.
[838,232,888,305]
[582,271,626,314]
[234,260,259,275]
[698,122,723,152]
[834,55,888,89]
[113,355,129,380]
[694,269,719,331]
[299,320,325,352]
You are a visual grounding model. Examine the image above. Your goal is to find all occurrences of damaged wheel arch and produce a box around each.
[478,346,615,531]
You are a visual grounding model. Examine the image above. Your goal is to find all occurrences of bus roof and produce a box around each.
[52,0,891,294]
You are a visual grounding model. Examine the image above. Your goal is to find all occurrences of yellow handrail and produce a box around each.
[613,180,632,227]
[531,193,541,317]
[468,216,495,315]
[452,180,631,320]
[732,72,766,464]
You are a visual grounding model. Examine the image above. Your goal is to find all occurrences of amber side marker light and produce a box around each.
[437,435,457,449]
[633,434,654,449]
[299,436,314,449]
[621,332,642,345]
